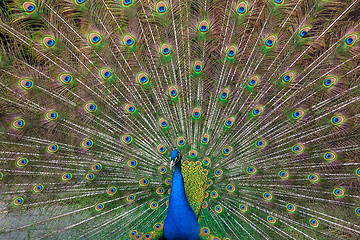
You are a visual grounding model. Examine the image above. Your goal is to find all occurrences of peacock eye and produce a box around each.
[198,20,209,33]
[161,44,171,55]
[43,37,56,48]
[192,108,201,119]
[274,0,283,4]
[89,33,101,44]
[236,2,248,15]
[345,34,357,46]
[75,0,86,4]
[226,45,237,58]
[137,72,149,85]
[123,0,133,6]
[264,35,276,48]
[100,68,112,79]
[23,2,36,13]
[193,60,203,72]
[158,6,165,12]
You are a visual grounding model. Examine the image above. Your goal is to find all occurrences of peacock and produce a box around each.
[0,0,360,239]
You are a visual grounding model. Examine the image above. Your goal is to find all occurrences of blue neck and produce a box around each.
[163,162,200,240]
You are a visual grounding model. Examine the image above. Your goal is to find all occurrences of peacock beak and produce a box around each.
[170,160,175,170]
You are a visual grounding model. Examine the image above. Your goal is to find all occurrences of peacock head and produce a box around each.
[170,149,181,170]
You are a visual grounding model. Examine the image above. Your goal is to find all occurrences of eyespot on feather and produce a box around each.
[88,32,101,45]
[80,139,93,149]
[150,201,158,209]
[124,104,136,114]
[95,203,104,211]
[226,45,237,58]
[91,163,102,171]
[252,106,264,116]
[58,73,73,84]
[236,2,248,15]
[159,118,169,129]
[279,170,290,179]
[12,118,25,129]
[273,0,283,5]
[211,190,218,198]
[100,68,112,79]
[156,1,168,14]
[263,192,273,201]
[309,218,319,228]
[267,216,276,224]
[153,223,163,231]
[264,35,276,48]
[219,88,230,101]
[127,159,138,168]
[86,172,95,181]
[16,158,28,167]
[222,146,233,155]
[160,43,171,55]
[323,76,337,88]
[227,184,235,192]
[331,115,345,126]
[282,71,295,84]
[192,107,201,119]
[157,145,167,154]
[23,2,36,13]
[75,0,87,5]
[121,135,133,144]
[246,165,257,175]
[200,227,210,237]
[13,197,24,206]
[177,136,186,147]
[214,205,223,213]
[127,194,135,202]
[286,203,296,212]
[47,144,59,153]
[248,75,259,87]
[136,72,149,85]
[214,169,223,177]
[201,134,210,145]
[122,0,134,7]
[324,151,337,162]
[139,178,149,186]
[255,139,267,148]
[156,187,164,194]
[158,166,167,174]
[345,33,358,46]
[333,187,345,197]
[168,85,179,98]
[107,187,117,195]
[32,184,44,193]
[44,111,58,121]
[239,204,248,212]
[61,173,72,181]
[42,37,56,48]
[84,102,97,113]
[224,117,235,128]
[189,150,198,158]
[202,157,211,166]
[198,20,209,33]
[299,26,311,38]
[123,35,135,46]
[19,78,33,90]
[292,144,305,154]
[308,173,320,183]
[193,60,203,72]
[291,109,305,120]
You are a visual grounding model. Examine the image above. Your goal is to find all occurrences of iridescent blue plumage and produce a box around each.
[164,150,200,240]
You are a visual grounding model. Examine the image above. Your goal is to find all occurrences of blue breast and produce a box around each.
[164,163,199,240]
